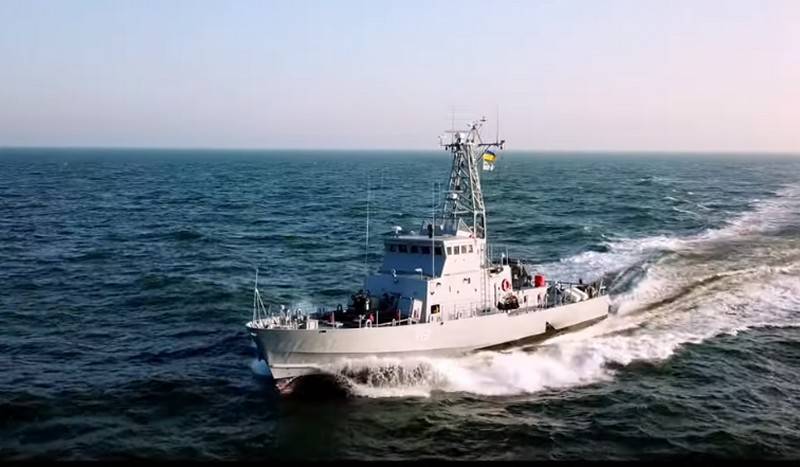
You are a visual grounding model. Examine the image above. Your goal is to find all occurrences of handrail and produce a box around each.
[249,274,607,331]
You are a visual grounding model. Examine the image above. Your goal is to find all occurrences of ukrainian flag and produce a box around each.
[482,150,497,171]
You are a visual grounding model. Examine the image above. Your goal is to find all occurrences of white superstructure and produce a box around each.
[246,118,610,383]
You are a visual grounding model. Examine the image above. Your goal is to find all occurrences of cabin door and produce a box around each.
[398,297,418,322]
[411,299,422,322]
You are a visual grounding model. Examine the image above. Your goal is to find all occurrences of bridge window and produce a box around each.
[410,245,419,254]
[387,244,396,252]
[421,246,431,254]
[434,247,443,255]
[446,246,452,255]
[469,245,474,253]
[461,245,468,254]
[452,246,460,255]
[398,245,408,253]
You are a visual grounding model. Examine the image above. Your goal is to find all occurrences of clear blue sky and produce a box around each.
[1,0,798,152]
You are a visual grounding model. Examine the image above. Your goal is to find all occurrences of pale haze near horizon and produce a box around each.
[0,0,798,153]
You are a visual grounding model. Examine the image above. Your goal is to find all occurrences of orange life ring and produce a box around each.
[501,279,511,291]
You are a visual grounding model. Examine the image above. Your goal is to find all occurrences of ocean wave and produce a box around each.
[707,185,800,238]
[321,184,800,398]
[333,271,799,398]
[172,229,204,241]
[537,182,800,282]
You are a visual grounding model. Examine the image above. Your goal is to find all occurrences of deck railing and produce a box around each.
[250,279,606,331]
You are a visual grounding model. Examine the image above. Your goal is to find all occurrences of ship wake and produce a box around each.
[318,184,800,398]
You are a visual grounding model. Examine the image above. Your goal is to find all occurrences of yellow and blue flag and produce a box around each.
[482,150,497,171]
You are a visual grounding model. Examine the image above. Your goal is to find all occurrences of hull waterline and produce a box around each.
[250,295,610,381]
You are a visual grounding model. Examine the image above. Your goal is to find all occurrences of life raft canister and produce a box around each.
[501,278,511,291]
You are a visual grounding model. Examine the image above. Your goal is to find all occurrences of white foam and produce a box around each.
[342,271,799,398]
[332,184,800,398]
[538,183,800,283]
[537,234,685,283]
[713,185,800,237]
[672,206,702,218]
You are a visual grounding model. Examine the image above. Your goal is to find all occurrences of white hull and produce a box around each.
[246,121,610,384]
[248,295,610,380]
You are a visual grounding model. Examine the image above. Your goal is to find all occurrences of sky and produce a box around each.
[0,0,798,152]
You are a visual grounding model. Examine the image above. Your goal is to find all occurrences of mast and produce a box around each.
[363,173,370,287]
[431,180,435,278]
[439,117,505,239]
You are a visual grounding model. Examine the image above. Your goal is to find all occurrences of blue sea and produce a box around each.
[2,148,800,459]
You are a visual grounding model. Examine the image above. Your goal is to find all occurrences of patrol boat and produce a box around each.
[246,118,610,385]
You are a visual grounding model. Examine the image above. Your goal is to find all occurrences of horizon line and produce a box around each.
[1,144,799,157]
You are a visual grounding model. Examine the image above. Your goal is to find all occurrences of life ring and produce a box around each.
[501,279,511,291]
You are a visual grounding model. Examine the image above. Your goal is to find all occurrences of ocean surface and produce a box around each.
[2,148,800,460]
